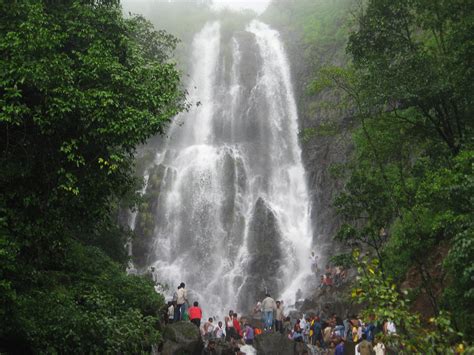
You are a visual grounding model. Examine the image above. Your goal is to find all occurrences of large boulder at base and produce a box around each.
[254,332,310,355]
[161,321,203,355]
[211,339,237,355]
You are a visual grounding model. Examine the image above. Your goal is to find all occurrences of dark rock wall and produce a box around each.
[132,164,167,268]
[238,197,283,312]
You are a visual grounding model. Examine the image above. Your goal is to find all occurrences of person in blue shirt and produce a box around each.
[364,321,376,342]
[335,337,344,355]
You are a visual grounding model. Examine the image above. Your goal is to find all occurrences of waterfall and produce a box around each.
[137,20,314,318]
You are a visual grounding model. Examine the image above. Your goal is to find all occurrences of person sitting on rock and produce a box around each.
[203,317,215,340]
[188,301,202,328]
[292,319,303,342]
[325,264,331,274]
[323,273,333,288]
[167,301,174,324]
[243,323,254,345]
[319,275,325,290]
[214,321,225,339]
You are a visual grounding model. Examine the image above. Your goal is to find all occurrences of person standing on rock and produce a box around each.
[261,293,277,331]
[232,313,243,340]
[309,251,318,273]
[275,301,284,333]
[300,317,308,342]
[175,282,188,321]
[189,301,202,328]
[311,316,324,347]
[225,311,235,341]
[373,335,386,355]
[356,333,374,355]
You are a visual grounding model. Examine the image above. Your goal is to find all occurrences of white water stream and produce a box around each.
[136,20,315,318]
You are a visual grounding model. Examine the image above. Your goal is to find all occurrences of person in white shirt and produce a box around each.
[384,320,396,335]
[175,282,188,321]
[167,302,174,323]
[214,321,225,339]
[261,294,277,331]
[203,318,215,340]
[374,336,386,355]
[309,251,318,273]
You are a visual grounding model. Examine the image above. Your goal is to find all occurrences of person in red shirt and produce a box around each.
[232,313,242,340]
[188,301,202,328]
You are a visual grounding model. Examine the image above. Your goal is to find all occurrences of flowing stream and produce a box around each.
[134,20,314,318]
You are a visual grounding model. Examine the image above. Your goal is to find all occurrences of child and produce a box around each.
[243,323,254,345]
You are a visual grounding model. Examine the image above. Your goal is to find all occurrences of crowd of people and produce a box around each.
[251,291,394,355]
[163,282,259,350]
[281,313,395,355]
[157,252,393,354]
[309,251,348,290]
[163,283,396,354]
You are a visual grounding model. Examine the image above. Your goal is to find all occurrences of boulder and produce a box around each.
[238,198,283,312]
[253,332,310,355]
[161,321,203,355]
[212,339,238,355]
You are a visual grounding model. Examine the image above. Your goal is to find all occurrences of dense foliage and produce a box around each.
[316,0,474,344]
[0,0,185,352]
[351,250,472,353]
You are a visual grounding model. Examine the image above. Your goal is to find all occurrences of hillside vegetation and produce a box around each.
[0,1,185,352]
[267,0,473,351]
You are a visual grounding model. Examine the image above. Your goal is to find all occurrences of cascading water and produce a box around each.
[136,20,314,318]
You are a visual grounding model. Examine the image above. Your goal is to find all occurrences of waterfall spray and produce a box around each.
[135,20,315,318]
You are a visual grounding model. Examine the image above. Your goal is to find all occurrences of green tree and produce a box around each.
[0,0,184,351]
[348,0,473,155]
[351,250,471,354]
[317,0,474,342]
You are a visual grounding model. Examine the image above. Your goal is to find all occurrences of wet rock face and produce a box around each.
[133,164,167,268]
[220,151,247,251]
[238,197,282,312]
[161,321,203,355]
[254,332,310,355]
[302,282,363,322]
